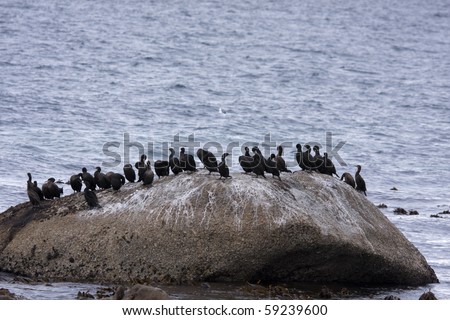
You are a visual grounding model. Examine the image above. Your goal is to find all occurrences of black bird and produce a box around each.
[355,165,367,196]
[218,153,232,179]
[169,148,183,175]
[295,144,305,170]
[296,144,315,171]
[196,148,218,174]
[154,160,170,178]
[106,172,126,191]
[135,154,148,182]
[142,161,155,186]
[322,152,339,178]
[180,147,197,172]
[70,173,83,193]
[341,172,356,188]
[251,147,266,178]
[123,164,136,183]
[27,173,44,200]
[275,145,291,173]
[42,178,63,199]
[264,153,281,180]
[26,173,41,207]
[81,167,96,190]
[83,181,100,209]
[312,145,325,173]
[94,167,111,189]
[33,181,44,200]
[239,146,254,173]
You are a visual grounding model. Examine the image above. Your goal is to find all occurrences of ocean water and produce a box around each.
[1,0,449,299]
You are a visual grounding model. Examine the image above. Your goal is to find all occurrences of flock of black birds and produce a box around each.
[25,144,367,209]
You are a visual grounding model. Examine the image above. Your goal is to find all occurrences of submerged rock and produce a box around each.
[121,284,170,300]
[419,290,438,300]
[0,171,438,286]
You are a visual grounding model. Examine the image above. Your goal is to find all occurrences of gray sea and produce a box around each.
[0,0,449,299]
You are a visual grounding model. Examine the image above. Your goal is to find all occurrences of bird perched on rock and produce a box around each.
[135,155,148,182]
[142,161,155,186]
[218,153,231,179]
[275,145,291,173]
[154,159,170,178]
[27,173,44,200]
[340,172,356,188]
[26,173,41,208]
[123,164,136,183]
[239,146,254,174]
[196,148,218,174]
[180,147,197,172]
[169,148,183,175]
[70,173,83,193]
[251,147,266,178]
[322,152,339,178]
[106,172,126,191]
[355,165,367,196]
[296,144,315,171]
[94,167,111,189]
[81,167,96,191]
[83,181,100,209]
[42,178,63,199]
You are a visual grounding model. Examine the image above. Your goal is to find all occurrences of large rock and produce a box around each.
[0,171,438,286]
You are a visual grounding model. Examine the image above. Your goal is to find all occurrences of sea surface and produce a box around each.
[0,0,449,299]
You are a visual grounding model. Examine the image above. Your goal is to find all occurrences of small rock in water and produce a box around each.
[0,288,20,300]
[391,187,398,191]
[77,291,95,300]
[122,284,170,300]
[377,203,388,208]
[394,207,408,215]
[394,208,419,215]
[419,290,437,300]
[430,214,442,218]
[384,295,401,300]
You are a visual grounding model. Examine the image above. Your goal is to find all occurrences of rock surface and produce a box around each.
[0,171,438,286]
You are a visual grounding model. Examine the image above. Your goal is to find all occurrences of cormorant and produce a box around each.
[355,165,367,196]
[84,181,100,208]
[142,161,155,186]
[180,147,197,172]
[106,172,126,191]
[322,152,339,178]
[123,164,136,183]
[340,172,356,188]
[33,181,44,200]
[81,167,96,190]
[154,160,170,178]
[135,154,148,182]
[239,146,254,173]
[312,145,324,173]
[26,173,40,207]
[70,173,83,193]
[264,153,281,180]
[196,148,218,174]
[94,167,111,189]
[27,173,44,200]
[42,178,63,199]
[275,145,291,173]
[251,147,266,178]
[169,148,183,175]
[218,153,231,179]
[296,144,315,171]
